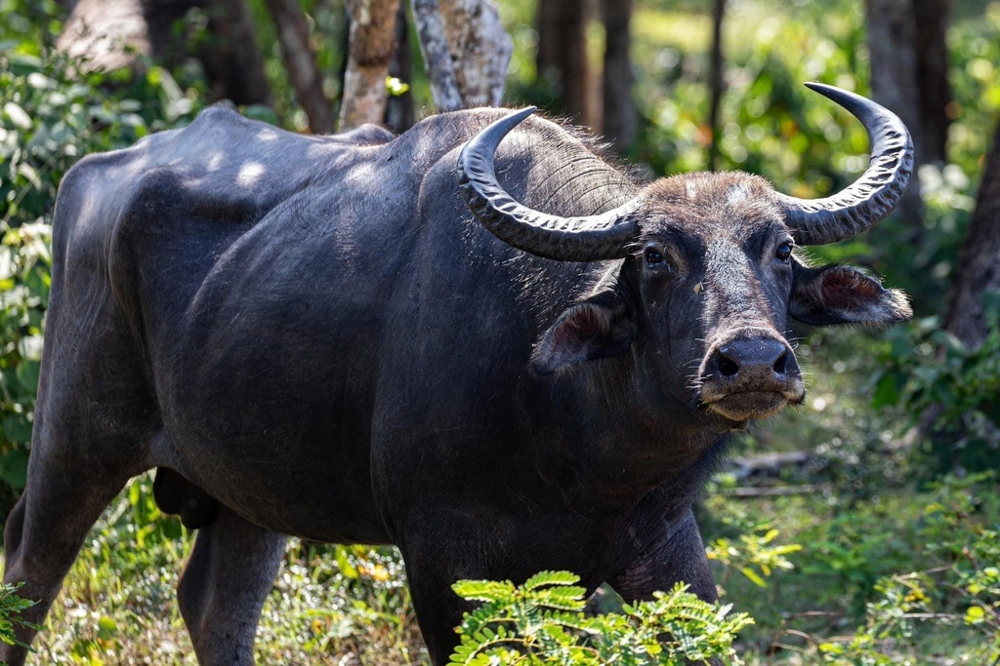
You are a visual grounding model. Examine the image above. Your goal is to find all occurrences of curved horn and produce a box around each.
[457,107,640,261]
[777,82,914,246]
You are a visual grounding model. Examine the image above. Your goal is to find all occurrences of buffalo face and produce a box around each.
[459,83,913,427]
[626,174,909,425]
[634,174,808,424]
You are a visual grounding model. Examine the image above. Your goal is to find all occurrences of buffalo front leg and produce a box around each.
[608,509,717,604]
[609,510,721,665]
[397,527,489,666]
[177,505,286,665]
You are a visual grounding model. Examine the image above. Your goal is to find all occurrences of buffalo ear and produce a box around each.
[532,291,637,374]
[789,259,912,327]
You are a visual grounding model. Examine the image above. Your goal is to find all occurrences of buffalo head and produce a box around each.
[458,83,913,427]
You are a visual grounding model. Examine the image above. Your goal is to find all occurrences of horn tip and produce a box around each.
[802,81,869,108]
[803,81,847,98]
[509,106,537,121]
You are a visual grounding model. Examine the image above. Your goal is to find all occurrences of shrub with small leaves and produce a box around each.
[870,297,1000,476]
[0,582,35,647]
[0,4,208,517]
[706,527,802,591]
[815,473,1000,664]
[449,570,753,665]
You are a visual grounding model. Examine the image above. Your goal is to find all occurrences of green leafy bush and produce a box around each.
[449,571,753,665]
[706,527,802,591]
[0,4,208,516]
[815,473,1000,664]
[870,296,1000,475]
[0,582,35,648]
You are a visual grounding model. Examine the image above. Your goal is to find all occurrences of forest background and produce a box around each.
[0,0,999,663]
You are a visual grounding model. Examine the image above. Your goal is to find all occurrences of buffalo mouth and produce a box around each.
[696,331,806,424]
[700,387,804,423]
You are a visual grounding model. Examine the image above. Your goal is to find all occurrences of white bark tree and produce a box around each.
[411,0,512,111]
[340,0,400,129]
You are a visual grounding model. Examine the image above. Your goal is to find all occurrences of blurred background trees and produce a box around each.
[1,0,999,662]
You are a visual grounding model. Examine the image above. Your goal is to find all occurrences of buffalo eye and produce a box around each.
[775,240,793,263]
[644,247,667,268]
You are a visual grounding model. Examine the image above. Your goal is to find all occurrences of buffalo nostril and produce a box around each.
[773,350,788,375]
[715,352,740,377]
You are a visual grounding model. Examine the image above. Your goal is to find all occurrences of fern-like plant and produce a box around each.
[449,570,753,665]
[0,582,36,648]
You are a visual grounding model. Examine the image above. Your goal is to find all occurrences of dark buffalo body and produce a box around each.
[2,86,913,665]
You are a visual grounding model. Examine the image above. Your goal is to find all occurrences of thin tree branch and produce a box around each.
[265,0,336,133]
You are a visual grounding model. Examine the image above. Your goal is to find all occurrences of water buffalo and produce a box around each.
[1,82,911,664]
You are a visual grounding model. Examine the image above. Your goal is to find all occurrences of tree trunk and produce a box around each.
[57,0,203,72]
[914,0,951,165]
[865,0,952,226]
[707,0,725,171]
[57,0,272,107]
[601,0,634,153]
[340,0,399,129]
[865,0,924,224]
[536,0,600,129]
[412,0,464,111]
[57,0,155,72]
[944,118,1000,349]
[918,118,1000,469]
[265,0,337,134]
[438,0,512,107]
[201,0,273,105]
[385,0,415,133]
[411,0,511,111]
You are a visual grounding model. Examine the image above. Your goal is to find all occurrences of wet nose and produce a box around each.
[705,336,796,382]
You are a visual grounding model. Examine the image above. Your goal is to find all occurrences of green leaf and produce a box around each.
[0,448,29,489]
[335,546,359,579]
[14,359,39,394]
[3,102,32,130]
[2,414,33,446]
[931,329,968,356]
[523,571,580,592]
[871,372,904,408]
[452,580,515,602]
[965,605,986,624]
[96,615,117,638]
[739,567,768,588]
[385,76,411,96]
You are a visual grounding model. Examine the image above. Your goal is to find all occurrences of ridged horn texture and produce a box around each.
[777,82,914,246]
[457,107,641,261]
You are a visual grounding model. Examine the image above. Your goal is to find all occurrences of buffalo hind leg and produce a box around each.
[1,458,130,666]
[177,504,286,665]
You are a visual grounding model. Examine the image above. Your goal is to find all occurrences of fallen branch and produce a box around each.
[723,484,831,498]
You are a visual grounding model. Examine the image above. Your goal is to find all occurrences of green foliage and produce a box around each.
[814,473,1000,664]
[1,1,998,664]
[706,527,802,590]
[0,582,35,648]
[449,572,753,665]
[270,542,420,662]
[870,296,1000,475]
[0,3,208,515]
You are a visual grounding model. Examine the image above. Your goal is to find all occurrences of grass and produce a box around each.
[21,504,427,664]
[22,462,996,664]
